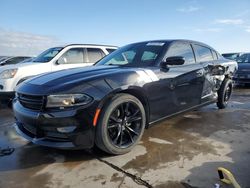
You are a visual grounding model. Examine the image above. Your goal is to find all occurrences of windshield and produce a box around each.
[236,53,250,63]
[222,53,240,60]
[96,42,166,67]
[32,47,63,63]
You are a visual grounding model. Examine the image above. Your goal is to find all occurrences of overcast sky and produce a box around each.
[1,0,250,56]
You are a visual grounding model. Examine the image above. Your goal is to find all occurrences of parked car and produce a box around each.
[0,44,117,102]
[0,56,32,66]
[233,53,250,85]
[13,40,237,155]
[18,57,35,64]
[222,52,243,60]
[0,56,10,61]
[1,56,11,62]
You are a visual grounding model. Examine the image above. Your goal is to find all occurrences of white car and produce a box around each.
[0,44,117,102]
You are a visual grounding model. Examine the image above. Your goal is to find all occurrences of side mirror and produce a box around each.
[166,56,185,65]
[160,56,185,71]
[56,57,67,65]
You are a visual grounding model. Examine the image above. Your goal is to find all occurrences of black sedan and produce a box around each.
[233,53,250,85]
[13,40,237,154]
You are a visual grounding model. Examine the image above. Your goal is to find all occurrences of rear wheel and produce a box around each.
[217,78,233,109]
[95,94,146,155]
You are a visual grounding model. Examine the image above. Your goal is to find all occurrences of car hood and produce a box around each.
[0,62,42,71]
[0,64,18,72]
[26,65,129,86]
[17,65,160,95]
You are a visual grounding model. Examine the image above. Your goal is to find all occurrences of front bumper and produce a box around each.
[0,78,17,99]
[13,99,96,149]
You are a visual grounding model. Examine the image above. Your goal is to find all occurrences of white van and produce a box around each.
[0,44,117,102]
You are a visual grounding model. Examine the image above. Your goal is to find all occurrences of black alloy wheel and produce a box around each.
[95,94,146,155]
[107,101,143,148]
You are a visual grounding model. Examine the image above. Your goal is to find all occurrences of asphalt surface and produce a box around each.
[0,87,250,188]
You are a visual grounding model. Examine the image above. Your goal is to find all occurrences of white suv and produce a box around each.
[0,44,117,102]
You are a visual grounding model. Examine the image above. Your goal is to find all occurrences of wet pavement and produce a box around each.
[0,87,250,188]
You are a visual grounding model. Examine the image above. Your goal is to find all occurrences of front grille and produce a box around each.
[18,122,69,142]
[18,93,45,110]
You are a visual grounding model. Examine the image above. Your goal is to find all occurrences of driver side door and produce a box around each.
[149,42,205,121]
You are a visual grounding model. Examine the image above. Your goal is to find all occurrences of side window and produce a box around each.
[166,42,195,65]
[193,44,214,62]
[124,51,136,63]
[217,52,222,59]
[87,48,105,63]
[58,48,84,64]
[212,50,218,60]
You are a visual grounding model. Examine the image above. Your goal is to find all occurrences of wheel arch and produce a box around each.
[97,87,150,128]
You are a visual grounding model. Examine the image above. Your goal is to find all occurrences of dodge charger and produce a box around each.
[13,40,237,154]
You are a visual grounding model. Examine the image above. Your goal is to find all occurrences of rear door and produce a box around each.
[192,44,217,103]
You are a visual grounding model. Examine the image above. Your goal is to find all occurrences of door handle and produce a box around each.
[169,79,175,90]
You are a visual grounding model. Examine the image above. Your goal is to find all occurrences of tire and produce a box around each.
[217,78,233,109]
[95,93,146,155]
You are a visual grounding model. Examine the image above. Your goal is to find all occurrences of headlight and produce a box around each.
[46,94,93,108]
[0,69,18,79]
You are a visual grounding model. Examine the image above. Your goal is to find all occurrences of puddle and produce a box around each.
[122,122,217,173]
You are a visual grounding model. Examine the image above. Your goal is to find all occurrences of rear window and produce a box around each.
[87,48,105,63]
[193,44,213,62]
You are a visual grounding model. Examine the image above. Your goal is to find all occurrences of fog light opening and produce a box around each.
[57,126,76,133]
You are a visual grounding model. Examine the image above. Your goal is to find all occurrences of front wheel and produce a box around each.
[217,78,233,109]
[95,94,146,155]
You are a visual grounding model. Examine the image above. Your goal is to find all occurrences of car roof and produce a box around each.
[55,44,118,48]
[131,39,217,51]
